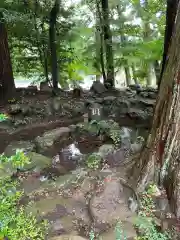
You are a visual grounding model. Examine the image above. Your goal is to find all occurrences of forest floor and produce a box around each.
[0,86,179,240]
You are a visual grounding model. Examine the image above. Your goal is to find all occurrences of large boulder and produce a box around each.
[90,81,107,94]
[34,127,71,153]
[25,152,52,171]
[40,81,52,92]
[49,235,87,240]
[72,102,85,116]
[89,175,137,226]
[98,144,115,158]
[8,104,21,115]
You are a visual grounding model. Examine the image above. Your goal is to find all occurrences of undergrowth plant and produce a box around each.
[86,153,101,170]
[0,113,9,122]
[0,149,30,169]
[8,98,16,104]
[78,119,121,146]
[135,184,170,240]
[0,177,48,239]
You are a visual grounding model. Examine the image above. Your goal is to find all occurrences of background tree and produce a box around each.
[0,0,166,88]
[101,0,114,88]
[0,12,15,102]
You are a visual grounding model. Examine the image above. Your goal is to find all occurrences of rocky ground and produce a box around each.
[0,84,177,239]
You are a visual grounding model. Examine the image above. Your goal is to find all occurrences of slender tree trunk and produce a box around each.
[130,2,180,217]
[101,0,115,88]
[154,60,161,85]
[146,62,156,86]
[96,0,106,83]
[159,0,179,89]
[95,23,101,81]
[49,0,60,89]
[124,67,131,86]
[95,0,106,82]
[0,13,15,102]
[142,0,154,86]
[43,50,49,82]
[41,17,50,83]
[131,65,138,84]
[116,5,131,86]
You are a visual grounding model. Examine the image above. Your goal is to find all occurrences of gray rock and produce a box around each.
[58,143,82,171]
[130,137,144,154]
[40,81,52,92]
[72,102,85,115]
[49,235,87,240]
[139,98,155,107]
[89,175,136,225]
[8,104,21,114]
[128,108,149,120]
[24,152,52,171]
[114,99,130,115]
[35,127,71,153]
[98,144,115,158]
[103,96,116,103]
[104,148,130,167]
[90,81,107,94]
[4,140,35,157]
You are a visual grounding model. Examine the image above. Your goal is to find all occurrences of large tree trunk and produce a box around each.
[0,13,15,102]
[130,2,180,217]
[158,0,179,89]
[49,0,60,89]
[101,0,115,89]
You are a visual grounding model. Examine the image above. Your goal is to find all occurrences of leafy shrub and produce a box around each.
[0,149,30,168]
[0,150,48,239]
[134,186,170,240]
[0,113,9,122]
[77,120,121,145]
[86,153,102,170]
[0,177,48,239]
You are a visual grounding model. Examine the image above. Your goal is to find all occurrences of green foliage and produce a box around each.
[91,120,121,145]
[1,0,166,86]
[135,216,170,240]
[0,177,48,239]
[0,149,30,168]
[86,153,101,170]
[134,186,170,240]
[115,221,127,240]
[0,113,9,122]
[77,120,121,145]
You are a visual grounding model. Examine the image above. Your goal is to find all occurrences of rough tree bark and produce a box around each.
[158,0,179,88]
[116,4,131,86]
[101,0,115,89]
[49,0,60,89]
[131,2,180,217]
[0,13,15,102]
[95,0,106,83]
